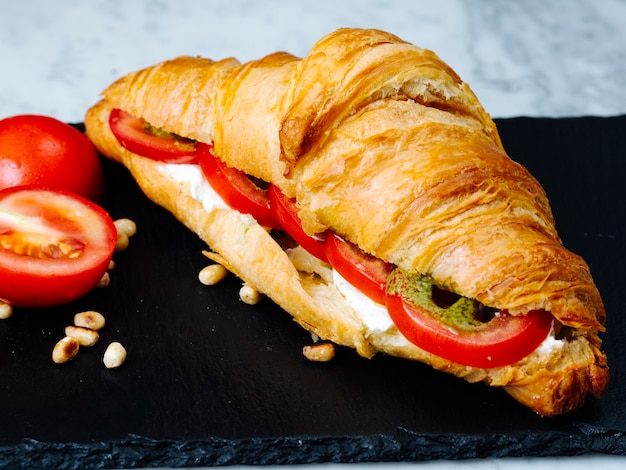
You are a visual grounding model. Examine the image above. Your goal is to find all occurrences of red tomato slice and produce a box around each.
[386,269,553,368]
[325,232,393,304]
[109,109,197,164]
[197,143,280,229]
[0,187,117,308]
[268,184,328,262]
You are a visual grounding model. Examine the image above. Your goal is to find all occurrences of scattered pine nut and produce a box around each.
[96,271,110,288]
[65,326,99,347]
[114,218,137,238]
[0,301,12,320]
[303,343,336,362]
[239,283,261,305]
[107,259,116,271]
[52,337,80,364]
[198,264,228,286]
[114,232,130,252]
[103,342,127,369]
[74,311,106,331]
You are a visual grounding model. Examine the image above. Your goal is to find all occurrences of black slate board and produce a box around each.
[1,116,626,468]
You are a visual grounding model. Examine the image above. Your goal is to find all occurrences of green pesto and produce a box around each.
[173,139,196,152]
[143,121,171,138]
[386,268,486,332]
[142,122,196,152]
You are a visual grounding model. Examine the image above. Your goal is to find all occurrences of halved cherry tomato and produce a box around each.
[197,143,280,229]
[109,109,197,164]
[0,186,117,308]
[268,184,328,262]
[325,232,393,305]
[386,269,553,368]
[0,114,105,202]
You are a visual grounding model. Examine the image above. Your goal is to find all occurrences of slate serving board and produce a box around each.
[1,117,625,469]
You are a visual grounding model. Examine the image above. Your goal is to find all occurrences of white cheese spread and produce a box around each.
[535,328,563,356]
[332,269,394,334]
[160,163,230,213]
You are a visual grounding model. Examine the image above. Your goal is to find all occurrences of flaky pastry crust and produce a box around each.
[85,28,608,416]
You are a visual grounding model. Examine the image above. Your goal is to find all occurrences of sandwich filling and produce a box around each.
[109,109,555,369]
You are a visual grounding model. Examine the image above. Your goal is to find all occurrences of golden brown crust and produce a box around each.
[85,27,608,416]
[279,28,502,168]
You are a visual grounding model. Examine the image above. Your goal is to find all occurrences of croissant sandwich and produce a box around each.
[84,28,608,416]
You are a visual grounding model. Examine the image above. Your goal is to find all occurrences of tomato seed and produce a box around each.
[0,232,84,259]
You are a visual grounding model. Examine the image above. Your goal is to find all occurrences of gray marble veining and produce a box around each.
[1,0,625,122]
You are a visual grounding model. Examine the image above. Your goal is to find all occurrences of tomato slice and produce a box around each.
[325,232,393,304]
[0,187,117,308]
[109,109,197,164]
[268,184,329,262]
[197,143,280,229]
[385,269,553,368]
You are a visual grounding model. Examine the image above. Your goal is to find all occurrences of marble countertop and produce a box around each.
[1,1,625,469]
[1,0,625,122]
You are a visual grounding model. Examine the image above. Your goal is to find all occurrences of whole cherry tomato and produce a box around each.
[0,114,105,201]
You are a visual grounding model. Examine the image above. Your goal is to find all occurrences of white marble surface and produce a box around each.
[1,1,625,469]
[1,0,626,123]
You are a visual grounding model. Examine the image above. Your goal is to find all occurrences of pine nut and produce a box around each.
[303,343,336,362]
[114,218,137,238]
[0,301,12,320]
[74,311,106,331]
[115,232,130,252]
[65,325,99,347]
[198,264,228,285]
[96,271,110,288]
[107,259,116,271]
[52,337,80,364]
[239,284,261,305]
[103,342,127,369]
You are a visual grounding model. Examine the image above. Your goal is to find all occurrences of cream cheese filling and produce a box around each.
[160,162,230,213]
[331,269,394,333]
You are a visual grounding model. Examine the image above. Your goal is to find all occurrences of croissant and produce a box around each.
[84,28,608,416]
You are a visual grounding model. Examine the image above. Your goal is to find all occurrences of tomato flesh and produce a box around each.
[268,184,328,262]
[325,232,393,305]
[0,114,105,202]
[0,187,117,308]
[385,269,553,368]
[197,143,280,229]
[109,109,197,164]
